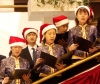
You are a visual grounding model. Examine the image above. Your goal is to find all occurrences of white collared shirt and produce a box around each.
[28,45,37,60]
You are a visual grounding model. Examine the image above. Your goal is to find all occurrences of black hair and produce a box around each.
[42,38,46,44]
[9,50,12,57]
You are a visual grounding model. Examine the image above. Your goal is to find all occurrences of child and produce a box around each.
[53,15,78,65]
[53,15,78,52]
[53,15,69,49]
[68,6,99,76]
[68,6,99,59]
[35,23,66,84]
[21,28,39,81]
[0,36,31,84]
[53,15,69,34]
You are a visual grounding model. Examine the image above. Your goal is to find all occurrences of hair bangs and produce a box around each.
[77,7,89,15]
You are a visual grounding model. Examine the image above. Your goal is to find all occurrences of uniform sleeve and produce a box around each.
[68,29,74,47]
[27,60,30,69]
[60,45,65,56]
[0,60,6,81]
[92,25,98,39]
[36,47,42,59]
[93,26,100,49]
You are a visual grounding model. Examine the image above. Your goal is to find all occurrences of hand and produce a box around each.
[58,39,67,48]
[22,73,31,83]
[3,77,10,84]
[34,58,44,67]
[68,43,79,51]
[89,47,98,53]
[55,62,66,70]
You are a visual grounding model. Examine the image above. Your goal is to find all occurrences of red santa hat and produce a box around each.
[89,7,94,18]
[75,6,90,16]
[40,23,57,43]
[53,15,69,27]
[22,28,38,39]
[9,36,26,47]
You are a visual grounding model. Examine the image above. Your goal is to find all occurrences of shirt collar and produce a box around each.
[11,55,20,60]
[79,24,88,28]
[28,44,37,51]
[45,43,54,47]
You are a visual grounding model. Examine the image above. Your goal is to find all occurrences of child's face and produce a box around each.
[44,29,56,44]
[11,46,22,57]
[57,23,68,34]
[76,10,89,25]
[26,32,37,44]
[89,17,93,24]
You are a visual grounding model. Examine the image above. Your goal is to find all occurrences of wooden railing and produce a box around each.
[32,51,100,84]
[0,5,27,8]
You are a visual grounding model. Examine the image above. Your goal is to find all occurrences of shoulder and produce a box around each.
[36,44,46,50]
[37,45,43,50]
[1,57,10,63]
[20,57,29,63]
[21,47,28,54]
[88,25,97,31]
[22,46,28,51]
[90,25,97,29]
[1,58,7,62]
[69,26,78,32]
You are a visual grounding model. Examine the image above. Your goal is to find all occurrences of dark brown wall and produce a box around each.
[90,3,100,21]
[14,0,28,12]
[90,0,100,25]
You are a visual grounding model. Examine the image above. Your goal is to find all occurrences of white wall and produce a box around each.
[0,12,42,57]
[0,12,75,57]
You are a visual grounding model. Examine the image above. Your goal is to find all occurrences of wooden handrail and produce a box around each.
[32,51,100,84]
[0,5,27,8]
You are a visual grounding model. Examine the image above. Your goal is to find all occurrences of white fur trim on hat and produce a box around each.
[42,25,57,35]
[91,11,94,18]
[55,19,69,27]
[75,6,90,16]
[24,29,38,38]
[9,42,26,48]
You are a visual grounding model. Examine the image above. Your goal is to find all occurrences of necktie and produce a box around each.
[79,24,87,39]
[45,43,54,73]
[32,48,36,63]
[12,56,20,84]
[45,43,54,55]
[79,24,88,58]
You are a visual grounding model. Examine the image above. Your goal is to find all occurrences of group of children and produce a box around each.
[0,6,100,84]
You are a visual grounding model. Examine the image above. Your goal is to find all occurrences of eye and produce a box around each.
[53,33,56,35]
[48,33,51,35]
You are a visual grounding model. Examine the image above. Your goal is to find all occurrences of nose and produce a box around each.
[16,47,19,50]
[51,34,54,38]
[65,26,68,29]
[16,47,21,50]
[30,35,34,38]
